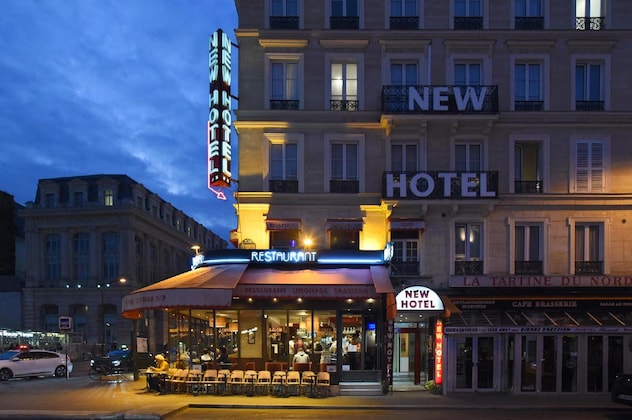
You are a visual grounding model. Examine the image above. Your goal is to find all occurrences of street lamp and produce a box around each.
[98,278,126,355]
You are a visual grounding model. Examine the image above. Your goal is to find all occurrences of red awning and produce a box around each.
[122,264,247,318]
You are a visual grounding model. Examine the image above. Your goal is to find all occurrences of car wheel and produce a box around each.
[54,365,67,377]
[0,368,12,381]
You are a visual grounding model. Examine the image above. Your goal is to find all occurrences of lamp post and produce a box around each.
[98,278,126,355]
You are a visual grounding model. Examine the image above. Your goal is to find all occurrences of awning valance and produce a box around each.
[122,264,247,318]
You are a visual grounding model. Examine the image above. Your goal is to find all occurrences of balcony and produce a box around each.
[382,85,498,114]
[269,16,299,29]
[515,16,544,30]
[576,100,604,111]
[575,261,603,275]
[514,100,544,111]
[454,16,483,30]
[515,261,543,275]
[269,180,298,193]
[390,261,420,276]
[576,16,605,30]
[270,99,300,110]
[330,99,358,111]
[454,260,483,275]
[514,180,543,193]
[389,16,419,30]
[330,180,359,193]
[330,16,359,29]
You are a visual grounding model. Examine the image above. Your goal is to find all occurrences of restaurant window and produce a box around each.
[266,310,289,364]
[342,313,363,371]
[289,310,315,367]
[454,223,483,275]
[269,229,300,249]
[217,310,239,364]
[314,310,337,368]
[330,229,359,250]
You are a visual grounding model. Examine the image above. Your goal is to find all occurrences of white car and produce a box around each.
[0,349,73,381]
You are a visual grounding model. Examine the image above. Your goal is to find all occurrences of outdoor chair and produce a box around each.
[286,371,301,396]
[301,370,317,397]
[244,370,257,396]
[184,369,203,395]
[256,370,271,395]
[316,371,330,398]
[200,368,221,395]
[229,369,245,394]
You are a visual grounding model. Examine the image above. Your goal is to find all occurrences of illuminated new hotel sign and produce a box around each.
[208,28,232,189]
[383,171,498,199]
[396,286,445,311]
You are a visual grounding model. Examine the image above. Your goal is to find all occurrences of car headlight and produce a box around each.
[112,360,121,367]
[90,359,95,367]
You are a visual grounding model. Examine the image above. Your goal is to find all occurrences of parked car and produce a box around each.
[612,373,632,406]
[90,349,153,374]
[0,349,73,381]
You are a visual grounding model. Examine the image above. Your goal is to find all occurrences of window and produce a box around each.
[514,142,542,193]
[515,0,543,29]
[73,191,84,207]
[515,224,542,274]
[42,305,59,332]
[135,236,143,285]
[44,193,55,208]
[391,231,419,275]
[270,0,299,29]
[331,62,358,111]
[514,63,543,111]
[455,62,482,86]
[574,141,604,192]
[270,230,300,249]
[104,189,113,206]
[45,234,61,285]
[575,223,603,274]
[270,143,298,193]
[271,60,299,110]
[330,230,359,250]
[391,144,418,172]
[454,0,483,29]
[391,62,418,86]
[575,62,604,111]
[73,233,90,283]
[455,143,481,171]
[331,142,358,193]
[454,223,482,275]
[331,0,359,29]
[576,0,605,30]
[390,0,418,30]
[102,232,119,281]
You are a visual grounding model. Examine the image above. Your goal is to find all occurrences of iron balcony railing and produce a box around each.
[390,261,420,276]
[269,180,298,193]
[330,16,359,29]
[269,16,299,29]
[330,180,359,193]
[455,260,484,275]
[454,16,483,30]
[382,85,498,113]
[515,100,544,111]
[576,100,604,111]
[330,99,358,111]
[514,180,543,193]
[576,16,605,31]
[389,16,419,30]
[515,16,544,30]
[515,261,543,275]
[575,261,603,275]
[270,99,300,110]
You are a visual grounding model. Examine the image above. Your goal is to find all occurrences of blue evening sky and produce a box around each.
[0,0,239,242]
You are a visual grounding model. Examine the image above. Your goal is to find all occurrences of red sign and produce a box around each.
[434,319,443,385]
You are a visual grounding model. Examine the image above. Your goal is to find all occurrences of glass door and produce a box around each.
[455,336,496,391]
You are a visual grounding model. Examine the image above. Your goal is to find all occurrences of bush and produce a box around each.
[424,380,442,394]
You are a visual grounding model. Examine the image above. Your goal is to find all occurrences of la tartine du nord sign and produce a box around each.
[383,171,498,199]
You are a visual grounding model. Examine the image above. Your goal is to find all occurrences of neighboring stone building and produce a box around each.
[0,191,24,331]
[232,0,632,394]
[20,175,226,355]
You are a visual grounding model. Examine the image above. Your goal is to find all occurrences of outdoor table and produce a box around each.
[244,371,257,397]
[143,369,167,392]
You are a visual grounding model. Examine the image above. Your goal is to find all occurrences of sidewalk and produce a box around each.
[0,368,627,419]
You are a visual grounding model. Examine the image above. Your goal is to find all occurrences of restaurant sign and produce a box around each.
[450,275,632,288]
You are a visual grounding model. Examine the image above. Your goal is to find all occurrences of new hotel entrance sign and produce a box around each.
[208,28,232,190]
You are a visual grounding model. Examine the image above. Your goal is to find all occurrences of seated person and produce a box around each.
[217,346,231,365]
[293,346,310,364]
[147,354,169,392]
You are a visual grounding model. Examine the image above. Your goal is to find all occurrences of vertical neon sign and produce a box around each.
[434,319,443,385]
[208,29,232,189]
